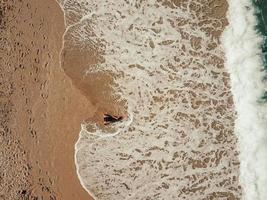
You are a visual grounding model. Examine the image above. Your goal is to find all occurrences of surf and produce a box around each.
[58,0,241,199]
[222,0,267,199]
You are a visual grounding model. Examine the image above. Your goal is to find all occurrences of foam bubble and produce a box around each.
[222,0,267,199]
[59,0,242,199]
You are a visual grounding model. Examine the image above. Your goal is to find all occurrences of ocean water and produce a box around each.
[222,0,267,199]
[57,0,242,199]
[254,0,267,66]
[253,0,267,100]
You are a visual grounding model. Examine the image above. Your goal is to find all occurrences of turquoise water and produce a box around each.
[253,0,267,99]
[254,0,267,61]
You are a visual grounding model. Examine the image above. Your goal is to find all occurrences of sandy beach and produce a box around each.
[0,0,242,199]
[0,0,94,199]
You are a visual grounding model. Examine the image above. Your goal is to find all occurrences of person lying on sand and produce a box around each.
[104,114,123,125]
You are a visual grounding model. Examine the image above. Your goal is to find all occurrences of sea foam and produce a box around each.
[58,0,242,199]
[222,0,267,199]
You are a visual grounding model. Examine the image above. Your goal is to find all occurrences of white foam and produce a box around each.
[221,0,267,199]
[59,0,242,199]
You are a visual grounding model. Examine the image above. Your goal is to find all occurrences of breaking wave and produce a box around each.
[222,0,267,199]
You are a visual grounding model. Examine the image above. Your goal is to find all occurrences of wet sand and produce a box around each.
[61,0,242,199]
[0,0,241,199]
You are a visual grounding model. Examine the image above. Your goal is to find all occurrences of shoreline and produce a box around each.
[55,1,97,199]
[67,0,242,199]
[0,0,95,199]
[41,0,96,199]
[222,0,267,199]
[0,0,244,199]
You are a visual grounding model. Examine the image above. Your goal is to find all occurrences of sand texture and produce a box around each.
[0,0,94,199]
[0,0,242,200]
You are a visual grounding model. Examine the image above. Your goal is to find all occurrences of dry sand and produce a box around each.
[0,0,241,199]
[0,0,94,199]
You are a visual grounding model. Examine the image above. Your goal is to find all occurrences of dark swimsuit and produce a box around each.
[104,114,123,123]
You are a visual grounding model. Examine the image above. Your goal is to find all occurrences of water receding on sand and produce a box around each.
[58,0,241,199]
